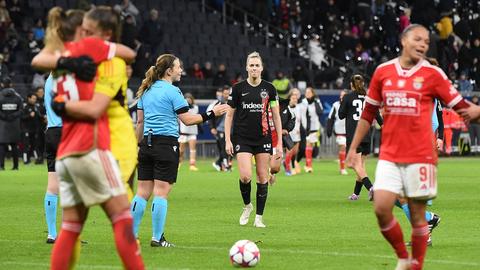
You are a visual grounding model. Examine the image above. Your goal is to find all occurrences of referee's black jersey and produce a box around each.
[338,91,382,144]
[227,80,278,145]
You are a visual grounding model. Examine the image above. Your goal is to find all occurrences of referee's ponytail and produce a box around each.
[137,54,177,98]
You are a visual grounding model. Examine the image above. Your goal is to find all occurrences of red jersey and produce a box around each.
[366,58,463,164]
[55,37,116,159]
[268,108,279,147]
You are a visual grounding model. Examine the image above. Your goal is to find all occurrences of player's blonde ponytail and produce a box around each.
[45,7,66,52]
[44,7,85,52]
[137,54,178,98]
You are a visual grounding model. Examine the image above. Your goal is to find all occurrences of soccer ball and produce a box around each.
[229,240,260,267]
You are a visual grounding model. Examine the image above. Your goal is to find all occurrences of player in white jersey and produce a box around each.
[326,90,347,175]
[178,93,199,171]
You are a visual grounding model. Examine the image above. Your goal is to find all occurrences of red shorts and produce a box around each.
[271,130,278,148]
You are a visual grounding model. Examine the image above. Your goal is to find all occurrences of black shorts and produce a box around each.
[137,135,179,183]
[234,141,272,155]
[45,127,62,172]
[346,141,371,156]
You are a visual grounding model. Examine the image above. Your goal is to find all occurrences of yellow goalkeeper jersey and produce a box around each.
[96,57,137,199]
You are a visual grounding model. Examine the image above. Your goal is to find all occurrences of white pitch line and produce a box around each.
[1,239,479,267]
[0,261,192,270]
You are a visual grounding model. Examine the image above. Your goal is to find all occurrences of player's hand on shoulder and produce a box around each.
[57,55,97,82]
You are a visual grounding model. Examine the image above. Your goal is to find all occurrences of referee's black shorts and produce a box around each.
[346,141,371,156]
[45,127,62,172]
[137,135,180,183]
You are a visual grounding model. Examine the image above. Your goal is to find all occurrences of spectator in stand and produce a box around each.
[202,61,214,79]
[0,0,10,25]
[457,40,474,75]
[399,7,411,33]
[7,0,23,28]
[139,9,162,55]
[121,14,137,49]
[31,71,47,89]
[189,63,204,80]
[458,72,473,97]
[436,11,453,41]
[277,0,289,30]
[32,19,45,41]
[213,63,229,87]
[292,64,309,86]
[26,31,41,59]
[0,77,22,170]
[231,72,243,86]
[360,30,375,51]
[272,71,292,100]
[21,93,40,164]
[114,0,139,25]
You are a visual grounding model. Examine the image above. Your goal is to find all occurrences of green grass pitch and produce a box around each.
[1,157,479,269]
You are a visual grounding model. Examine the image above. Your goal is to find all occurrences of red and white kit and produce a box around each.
[365,58,463,198]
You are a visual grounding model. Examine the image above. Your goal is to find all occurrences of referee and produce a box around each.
[130,54,228,247]
[43,74,62,244]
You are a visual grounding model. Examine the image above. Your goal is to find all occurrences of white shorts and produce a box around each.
[306,132,318,144]
[289,130,301,143]
[56,149,125,208]
[178,134,197,143]
[373,160,437,200]
[336,135,346,146]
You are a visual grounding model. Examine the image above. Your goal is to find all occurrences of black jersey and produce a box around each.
[338,91,382,144]
[228,80,278,145]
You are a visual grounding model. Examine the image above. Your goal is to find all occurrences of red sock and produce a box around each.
[112,210,145,270]
[380,218,409,259]
[51,221,83,270]
[411,223,429,270]
[285,152,292,172]
[339,150,346,170]
[305,146,313,167]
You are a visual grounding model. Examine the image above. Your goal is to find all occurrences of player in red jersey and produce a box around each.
[346,24,472,270]
[31,7,143,270]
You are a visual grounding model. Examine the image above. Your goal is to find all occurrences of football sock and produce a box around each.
[44,192,58,239]
[361,177,373,190]
[189,150,196,166]
[411,223,429,270]
[400,203,433,222]
[284,152,292,172]
[51,221,83,270]
[339,150,346,170]
[239,180,251,205]
[130,195,147,238]
[111,209,145,270]
[256,183,268,215]
[151,196,168,241]
[354,181,363,195]
[380,217,409,259]
[305,146,313,167]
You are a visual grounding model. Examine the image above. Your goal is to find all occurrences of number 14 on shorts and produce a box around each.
[406,163,437,199]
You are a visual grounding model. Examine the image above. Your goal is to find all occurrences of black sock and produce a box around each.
[239,180,251,205]
[354,181,363,195]
[362,177,373,190]
[256,183,268,215]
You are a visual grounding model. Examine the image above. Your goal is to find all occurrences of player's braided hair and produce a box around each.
[45,7,85,52]
[400,23,428,40]
[137,54,177,97]
[350,74,366,95]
